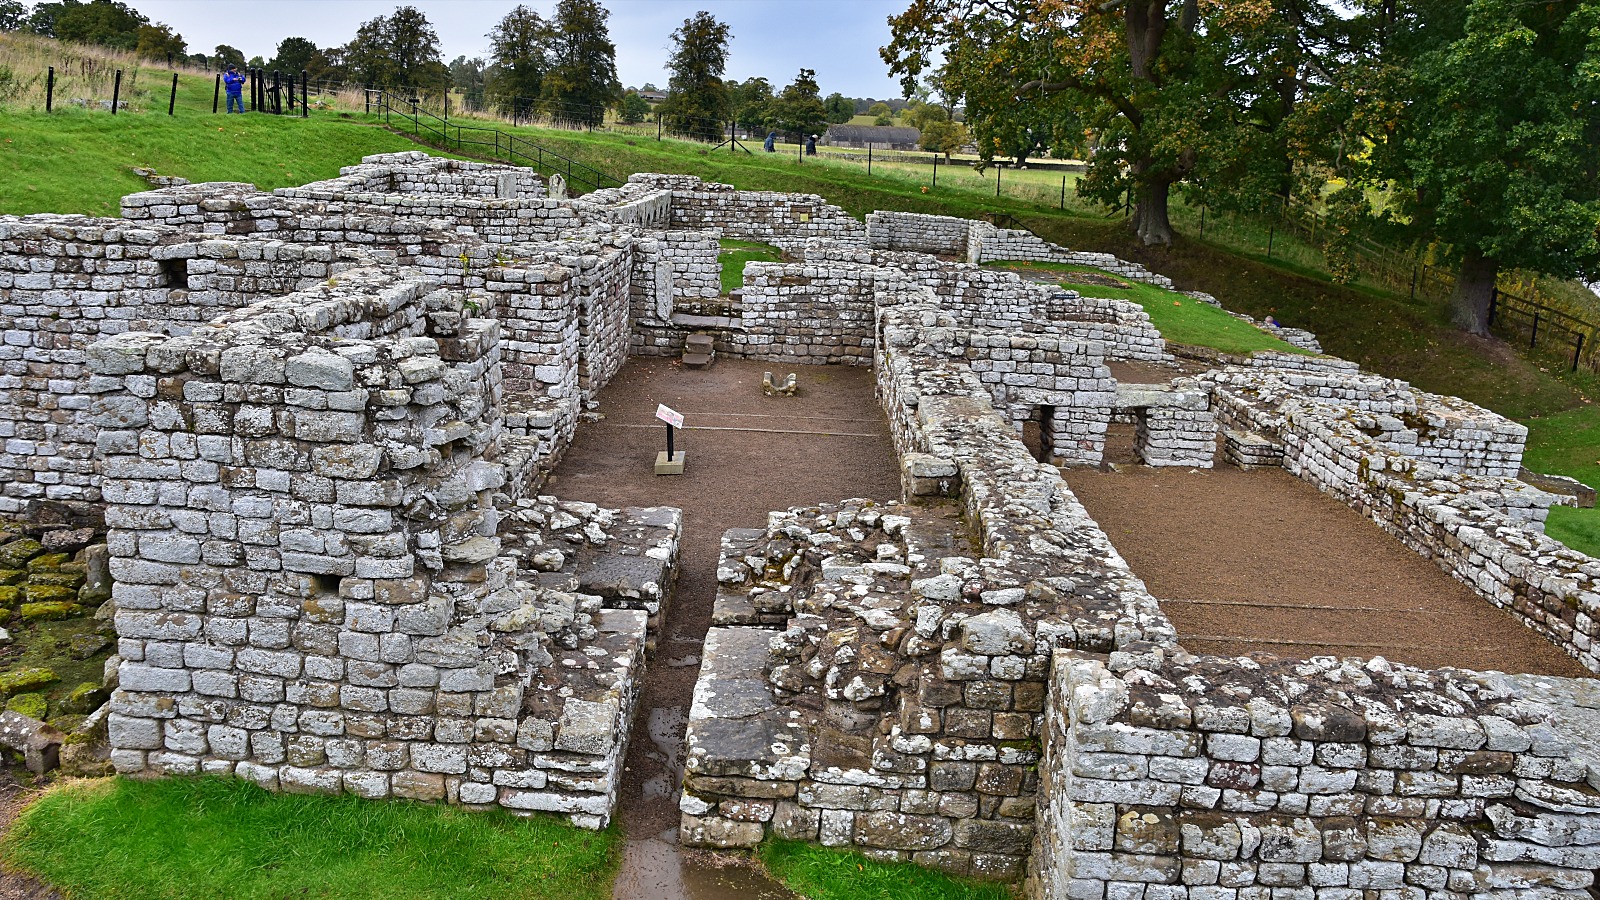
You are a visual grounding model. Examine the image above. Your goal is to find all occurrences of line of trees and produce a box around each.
[883,0,1600,335]
[1,0,186,60]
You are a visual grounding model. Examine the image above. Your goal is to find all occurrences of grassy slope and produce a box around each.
[8,110,1600,550]
[1,110,437,216]
[1,777,620,900]
[983,260,1304,356]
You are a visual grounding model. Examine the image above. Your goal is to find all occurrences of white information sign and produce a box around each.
[655,404,684,429]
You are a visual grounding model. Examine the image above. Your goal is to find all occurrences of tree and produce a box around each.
[619,89,651,123]
[448,55,486,97]
[867,101,892,125]
[919,119,970,158]
[345,5,448,92]
[1323,0,1600,334]
[768,68,827,139]
[270,37,318,75]
[729,76,773,133]
[133,22,184,59]
[885,0,1307,246]
[53,0,147,49]
[214,44,246,69]
[823,92,854,124]
[541,0,620,126]
[0,1,27,32]
[488,4,552,111]
[659,11,732,141]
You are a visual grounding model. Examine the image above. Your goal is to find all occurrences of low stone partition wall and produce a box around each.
[288,152,547,200]
[1032,648,1600,899]
[733,261,933,365]
[680,303,1177,877]
[799,243,1168,362]
[90,266,651,826]
[1114,382,1217,468]
[627,173,867,251]
[1275,400,1595,673]
[866,211,985,259]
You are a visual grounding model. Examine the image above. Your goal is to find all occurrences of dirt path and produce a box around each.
[544,356,902,899]
[1065,464,1594,677]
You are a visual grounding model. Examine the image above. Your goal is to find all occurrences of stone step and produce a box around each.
[682,352,713,369]
[685,333,715,351]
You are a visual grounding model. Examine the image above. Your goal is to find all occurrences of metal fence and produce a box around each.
[367,89,623,195]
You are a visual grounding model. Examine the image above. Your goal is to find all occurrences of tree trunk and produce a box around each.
[1133,178,1176,246]
[1451,249,1498,335]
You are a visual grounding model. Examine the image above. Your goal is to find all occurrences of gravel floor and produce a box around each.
[1065,462,1593,677]
[544,356,901,899]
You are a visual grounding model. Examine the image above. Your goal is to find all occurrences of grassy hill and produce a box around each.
[6,89,1600,553]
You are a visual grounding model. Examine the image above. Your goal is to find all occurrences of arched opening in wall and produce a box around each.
[1102,413,1140,467]
[1020,405,1055,463]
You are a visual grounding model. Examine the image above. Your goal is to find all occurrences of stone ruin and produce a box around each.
[1,152,1598,896]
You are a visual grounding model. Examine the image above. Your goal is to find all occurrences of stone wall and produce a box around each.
[866,211,984,259]
[1032,648,1600,899]
[681,302,1176,877]
[628,173,867,251]
[0,217,362,515]
[91,267,650,826]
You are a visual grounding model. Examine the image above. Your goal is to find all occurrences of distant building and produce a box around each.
[638,90,667,103]
[821,125,921,151]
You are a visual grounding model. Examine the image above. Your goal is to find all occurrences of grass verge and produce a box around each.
[0,776,620,900]
[982,261,1305,356]
[719,238,782,294]
[759,839,1016,900]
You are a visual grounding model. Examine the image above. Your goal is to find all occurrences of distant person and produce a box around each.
[224,65,246,114]
[764,131,777,152]
[805,134,817,156]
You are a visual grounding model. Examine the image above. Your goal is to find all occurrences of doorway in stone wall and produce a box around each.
[1020,405,1055,463]
[1102,413,1142,467]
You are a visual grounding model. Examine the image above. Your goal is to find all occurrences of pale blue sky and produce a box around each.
[132,0,914,99]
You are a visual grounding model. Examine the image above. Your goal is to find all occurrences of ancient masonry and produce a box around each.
[2,152,1598,895]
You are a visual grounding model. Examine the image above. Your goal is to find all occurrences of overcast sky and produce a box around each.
[130,0,914,99]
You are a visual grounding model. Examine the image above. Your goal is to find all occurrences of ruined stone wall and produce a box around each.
[627,174,867,251]
[1032,649,1600,900]
[681,304,1177,877]
[288,153,547,200]
[627,230,726,358]
[92,268,648,826]
[733,262,900,365]
[866,211,985,259]
[800,243,1167,362]
[0,217,357,514]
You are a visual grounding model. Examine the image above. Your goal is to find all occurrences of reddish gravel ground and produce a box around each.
[544,356,902,899]
[1065,462,1594,677]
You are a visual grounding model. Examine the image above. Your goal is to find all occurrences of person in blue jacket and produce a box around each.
[224,65,246,113]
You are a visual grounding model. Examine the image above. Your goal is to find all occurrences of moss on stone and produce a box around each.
[26,552,71,573]
[30,571,86,589]
[5,692,47,720]
[24,584,79,604]
[20,601,84,621]
[0,539,42,569]
[64,682,106,714]
[0,569,25,586]
[0,668,58,695]
[0,585,20,607]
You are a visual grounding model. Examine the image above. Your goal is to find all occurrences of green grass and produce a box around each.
[10,99,1600,557]
[0,109,445,216]
[0,776,620,900]
[759,839,1015,900]
[719,238,782,294]
[983,260,1306,356]
[1519,405,1600,555]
